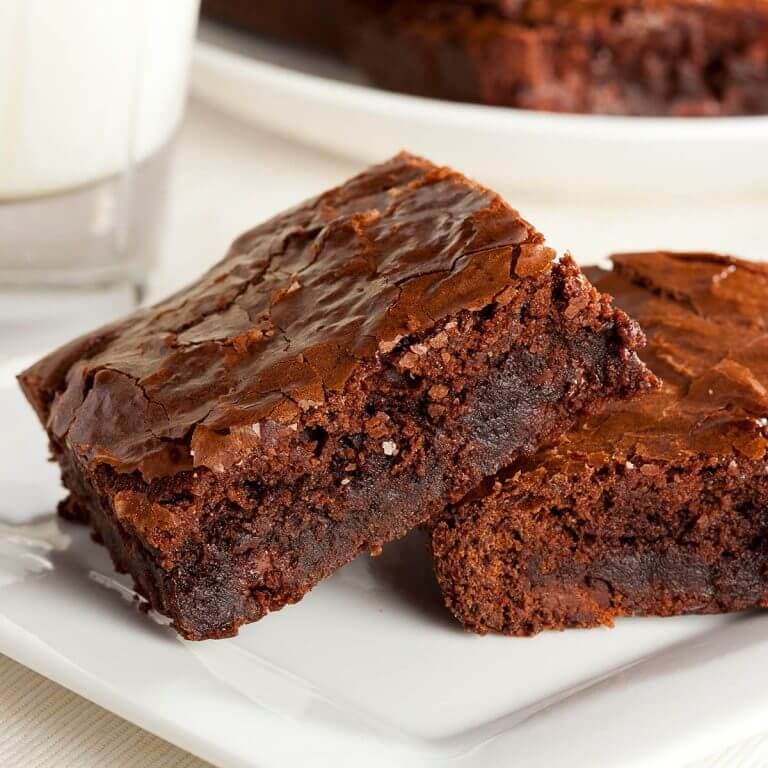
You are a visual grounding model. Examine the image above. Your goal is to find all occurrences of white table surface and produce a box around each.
[3,96,768,768]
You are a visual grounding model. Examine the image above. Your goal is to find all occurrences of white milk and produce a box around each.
[0,0,200,199]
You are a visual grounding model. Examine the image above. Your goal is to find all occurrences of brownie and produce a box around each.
[200,0,348,52]
[199,0,511,52]
[19,153,654,640]
[431,251,768,636]
[349,0,768,115]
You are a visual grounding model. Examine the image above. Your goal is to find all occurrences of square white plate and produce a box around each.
[3,367,768,768]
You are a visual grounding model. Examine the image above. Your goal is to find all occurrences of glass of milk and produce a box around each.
[0,0,200,298]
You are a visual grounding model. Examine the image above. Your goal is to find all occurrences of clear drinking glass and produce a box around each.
[0,0,200,300]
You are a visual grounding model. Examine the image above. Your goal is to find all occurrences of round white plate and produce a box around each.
[191,21,768,198]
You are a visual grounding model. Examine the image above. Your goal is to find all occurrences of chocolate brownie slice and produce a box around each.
[350,0,768,115]
[431,251,768,636]
[19,153,653,640]
[201,0,348,52]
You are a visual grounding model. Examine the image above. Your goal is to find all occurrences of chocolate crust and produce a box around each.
[432,251,768,636]
[19,153,653,639]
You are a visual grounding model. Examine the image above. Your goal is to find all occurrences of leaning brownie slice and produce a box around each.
[432,251,768,636]
[19,153,653,640]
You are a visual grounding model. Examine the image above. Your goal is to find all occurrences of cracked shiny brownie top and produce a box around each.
[571,251,768,463]
[19,153,655,639]
[21,152,553,482]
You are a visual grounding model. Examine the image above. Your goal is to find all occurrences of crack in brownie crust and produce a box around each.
[431,251,768,636]
[19,153,653,639]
